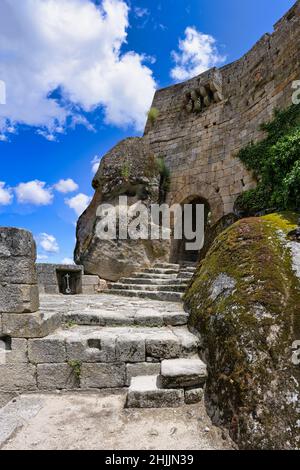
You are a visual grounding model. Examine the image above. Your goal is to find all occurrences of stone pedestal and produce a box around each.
[0,228,39,313]
[0,228,48,339]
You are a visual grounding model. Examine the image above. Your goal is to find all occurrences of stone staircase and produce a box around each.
[107,263,196,302]
[126,357,207,409]
[32,293,207,409]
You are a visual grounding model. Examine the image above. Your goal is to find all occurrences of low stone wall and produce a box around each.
[82,275,107,294]
[37,263,84,295]
[37,264,106,295]
[0,228,59,403]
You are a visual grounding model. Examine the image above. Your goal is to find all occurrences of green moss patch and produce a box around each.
[184,212,300,449]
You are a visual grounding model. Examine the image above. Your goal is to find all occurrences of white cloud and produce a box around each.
[91,156,101,175]
[15,180,53,205]
[38,233,59,253]
[170,27,226,82]
[65,193,91,216]
[0,0,156,140]
[0,182,13,205]
[37,254,49,261]
[61,257,74,265]
[54,178,79,194]
[134,7,149,18]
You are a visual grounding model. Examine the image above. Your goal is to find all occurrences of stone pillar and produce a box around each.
[0,228,39,313]
[0,228,52,338]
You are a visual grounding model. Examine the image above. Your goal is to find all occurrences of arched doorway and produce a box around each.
[171,195,210,264]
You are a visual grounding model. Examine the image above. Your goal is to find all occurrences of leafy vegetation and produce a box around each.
[147,107,160,125]
[68,360,82,379]
[235,104,300,214]
[121,162,131,180]
[156,157,171,202]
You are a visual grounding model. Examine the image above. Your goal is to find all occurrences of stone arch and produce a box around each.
[168,181,224,224]
[168,182,224,264]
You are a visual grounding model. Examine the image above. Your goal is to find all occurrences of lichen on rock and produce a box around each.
[184,211,300,449]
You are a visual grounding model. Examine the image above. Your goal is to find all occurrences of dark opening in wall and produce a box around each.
[87,339,101,349]
[56,269,82,295]
[0,336,12,351]
[172,196,210,264]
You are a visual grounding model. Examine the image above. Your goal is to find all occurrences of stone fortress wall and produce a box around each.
[76,1,300,276]
[144,0,300,223]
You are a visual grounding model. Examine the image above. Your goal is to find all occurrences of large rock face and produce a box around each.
[75,138,170,281]
[184,212,300,449]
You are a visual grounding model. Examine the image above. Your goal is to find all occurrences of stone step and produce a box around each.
[153,263,180,269]
[158,358,207,389]
[143,268,180,275]
[133,273,178,280]
[177,272,194,279]
[62,308,188,327]
[180,267,196,273]
[118,277,188,286]
[107,289,183,302]
[126,375,185,408]
[181,262,197,268]
[111,283,186,293]
[30,326,200,364]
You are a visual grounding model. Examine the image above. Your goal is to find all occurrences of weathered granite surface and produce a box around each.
[185,212,300,449]
[75,138,170,281]
[0,229,58,341]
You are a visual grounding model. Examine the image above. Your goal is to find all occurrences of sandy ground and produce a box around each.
[0,390,233,450]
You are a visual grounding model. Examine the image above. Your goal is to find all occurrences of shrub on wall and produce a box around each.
[235,104,300,214]
[147,107,160,125]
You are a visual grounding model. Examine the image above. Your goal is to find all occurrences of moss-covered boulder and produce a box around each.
[184,212,300,449]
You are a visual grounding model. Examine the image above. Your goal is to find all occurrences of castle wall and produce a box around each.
[145,1,300,223]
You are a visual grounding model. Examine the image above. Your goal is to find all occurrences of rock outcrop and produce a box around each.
[184,212,300,449]
[75,138,170,281]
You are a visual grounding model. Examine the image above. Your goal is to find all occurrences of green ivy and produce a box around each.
[236,104,300,214]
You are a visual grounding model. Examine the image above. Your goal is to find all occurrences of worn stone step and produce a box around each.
[181,267,196,273]
[133,273,178,280]
[159,358,207,389]
[29,326,200,365]
[107,289,183,302]
[153,263,180,270]
[143,268,180,275]
[126,375,184,408]
[118,277,188,286]
[111,283,186,293]
[177,272,194,279]
[62,308,188,327]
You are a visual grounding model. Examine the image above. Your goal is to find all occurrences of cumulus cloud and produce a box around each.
[15,180,53,205]
[65,193,91,216]
[0,182,13,205]
[170,27,226,82]
[38,233,59,253]
[0,0,156,140]
[54,178,79,194]
[91,156,101,175]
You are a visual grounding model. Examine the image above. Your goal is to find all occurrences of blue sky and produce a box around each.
[0,0,295,263]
